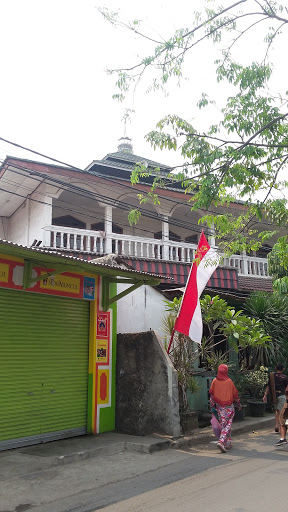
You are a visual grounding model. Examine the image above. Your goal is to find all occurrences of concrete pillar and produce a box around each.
[208,222,216,248]
[241,250,248,275]
[104,205,113,254]
[162,216,170,260]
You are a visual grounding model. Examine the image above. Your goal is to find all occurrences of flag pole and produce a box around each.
[167,326,176,355]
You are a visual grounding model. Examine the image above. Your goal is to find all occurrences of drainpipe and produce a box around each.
[27,195,31,246]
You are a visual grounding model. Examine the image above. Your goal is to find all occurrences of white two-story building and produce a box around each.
[0,138,276,336]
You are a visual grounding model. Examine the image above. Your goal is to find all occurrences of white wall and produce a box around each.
[28,188,52,246]
[8,185,52,246]
[117,284,169,344]
[8,200,29,245]
[0,218,9,240]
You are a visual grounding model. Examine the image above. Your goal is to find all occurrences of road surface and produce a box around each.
[0,428,287,512]
[100,429,287,512]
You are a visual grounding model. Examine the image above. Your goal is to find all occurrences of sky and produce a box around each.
[0,0,286,171]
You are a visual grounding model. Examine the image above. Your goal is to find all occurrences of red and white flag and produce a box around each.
[173,231,219,344]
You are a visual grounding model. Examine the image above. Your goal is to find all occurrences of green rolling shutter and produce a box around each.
[0,288,89,450]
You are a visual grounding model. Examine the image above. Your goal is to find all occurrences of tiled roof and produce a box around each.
[238,276,273,292]
[103,151,171,171]
[86,150,172,176]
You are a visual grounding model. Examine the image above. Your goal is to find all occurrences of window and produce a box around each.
[169,231,181,242]
[154,230,181,241]
[185,234,198,244]
[52,215,86,229]
[255,244,272,258]
[91,222,123,234]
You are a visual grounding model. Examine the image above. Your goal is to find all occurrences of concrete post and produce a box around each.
[208,222,216,248]
[241,250,249,275]
[162,216,170,260]
[104,205,113,254]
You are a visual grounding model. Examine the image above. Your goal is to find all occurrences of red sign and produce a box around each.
[0,257,96,300]
[97,313,109,338]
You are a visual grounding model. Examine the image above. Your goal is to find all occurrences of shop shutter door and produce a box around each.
[0,288,89,449]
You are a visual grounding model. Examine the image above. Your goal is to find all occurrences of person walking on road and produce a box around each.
[275,399,288,446]
[262,362,288,433]
[209,364,242,453]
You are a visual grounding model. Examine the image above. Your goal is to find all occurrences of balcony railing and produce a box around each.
[43,225,269,277]
[43,226,106,254]
[222,255,268,278]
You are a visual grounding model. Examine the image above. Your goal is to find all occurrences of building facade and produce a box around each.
[0,239,161,450]
[0,141,278,336]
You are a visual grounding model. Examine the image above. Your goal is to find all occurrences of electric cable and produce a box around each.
[0,158,278,245]
[0,135,276,230]
[1,160,209,234]
[0,136,280,251]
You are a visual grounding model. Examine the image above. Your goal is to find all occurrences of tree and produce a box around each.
[162,293,270,428]
[268,236,288,292]
[163,294,270,370]
[101,1,288,259]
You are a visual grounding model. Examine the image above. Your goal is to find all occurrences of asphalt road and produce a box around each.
[100,430,288,512]
[1,428,287,512]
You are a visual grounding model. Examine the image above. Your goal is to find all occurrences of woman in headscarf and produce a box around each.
[209,364,242,453]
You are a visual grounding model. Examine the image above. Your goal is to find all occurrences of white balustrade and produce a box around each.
[42,226,269,277]
[43,225,106,255]
[223,254,268,277]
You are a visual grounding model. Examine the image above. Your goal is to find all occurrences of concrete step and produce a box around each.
[0,414,275,479]
[0,433,171,479]
[171,414,275,449]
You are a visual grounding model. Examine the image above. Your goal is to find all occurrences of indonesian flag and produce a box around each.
[174,231,219,344]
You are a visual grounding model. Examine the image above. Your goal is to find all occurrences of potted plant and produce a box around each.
[241,366,268,417]
[230,371,247,421]
[162,300,201,433]
[172,335,201,433]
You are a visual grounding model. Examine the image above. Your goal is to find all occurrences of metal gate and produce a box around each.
[0,288,89,450]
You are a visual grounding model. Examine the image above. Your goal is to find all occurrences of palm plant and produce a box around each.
[244,292,288,368]
[161,298,201,431]
[161,311,176,349]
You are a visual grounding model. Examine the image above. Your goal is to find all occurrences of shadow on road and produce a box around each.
[90,430,288,511]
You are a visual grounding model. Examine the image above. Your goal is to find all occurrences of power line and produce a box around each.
[0,137,279,247]
[0,133,248,228]
[0,164,277,256]
[1,156,278,243]
[2,160,209,235]
[0,137,83,172]
[0,176,166,238]
[0,166,208,239]
[0,135,273,232]
[0,134,246,220]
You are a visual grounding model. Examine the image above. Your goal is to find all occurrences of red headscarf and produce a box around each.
[216,364,229,381]
[210,364,239,406]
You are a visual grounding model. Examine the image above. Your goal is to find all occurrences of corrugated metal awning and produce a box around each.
[123,258,239,289]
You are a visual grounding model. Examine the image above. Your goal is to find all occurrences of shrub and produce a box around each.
[241,366,268,400]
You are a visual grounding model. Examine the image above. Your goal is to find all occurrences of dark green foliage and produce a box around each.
[102,1,288,262]
[244,292,288,367]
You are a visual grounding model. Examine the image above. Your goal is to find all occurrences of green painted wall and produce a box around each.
[187,374,215,412]
[98,281,117,432]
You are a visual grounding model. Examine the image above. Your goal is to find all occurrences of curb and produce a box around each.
[125,439,172,454]
[170,415,275,450]
[0,416,275,479]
